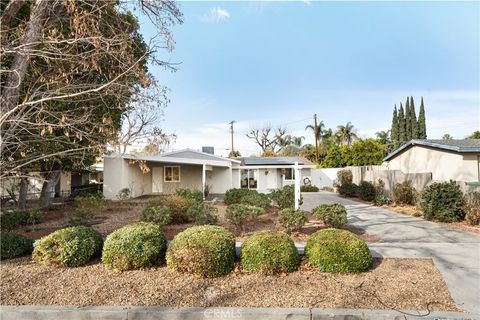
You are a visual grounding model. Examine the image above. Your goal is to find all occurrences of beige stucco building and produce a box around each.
[103,149,315,200]
[384,139,480,183]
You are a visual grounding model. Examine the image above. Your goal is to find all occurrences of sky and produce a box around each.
[138,1,480,156]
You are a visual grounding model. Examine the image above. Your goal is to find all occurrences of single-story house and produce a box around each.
[384,139,480,183]
[103,149,315,199]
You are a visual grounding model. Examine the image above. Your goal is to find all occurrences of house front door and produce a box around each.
[152,167,163,193]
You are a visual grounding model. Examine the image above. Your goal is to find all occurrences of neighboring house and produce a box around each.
[384,139,480,183]
[102,149,315,199]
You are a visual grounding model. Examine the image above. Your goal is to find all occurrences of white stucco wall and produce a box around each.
[103,157,128,199]
[386,146,480,182]
[208,167,232,194]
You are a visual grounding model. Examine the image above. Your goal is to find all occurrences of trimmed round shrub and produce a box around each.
[102,222,167,272]
[358,181,376,201]
[226,204,264,232]
[166,225,235,277]
[187,203,218,225]
[420,180,465,223]
[392,181,417,205]
[312,204,348,229]
[338,183,358,197]
[176,188,203,203]
[224,188,257,205]
[240,192,271,210]
[337,169,353,185]
[277,208,307,232]
[0,232,34,260]
[300,185,319,192]
[241,231,299,275]
[305,228,373,273]
[148,195,194,223]
[141,205,172,226]
[270,185,303,209]
[33,226,102,267]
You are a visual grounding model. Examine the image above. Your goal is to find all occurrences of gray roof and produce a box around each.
[242,157,314,166]
[384,139,480,161]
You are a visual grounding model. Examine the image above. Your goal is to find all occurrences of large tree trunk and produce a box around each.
[39,170,61,210]
[18,177,28,209]
[0,0,50,154]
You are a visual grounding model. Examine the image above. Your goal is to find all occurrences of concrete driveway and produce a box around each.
[301,191,480,315]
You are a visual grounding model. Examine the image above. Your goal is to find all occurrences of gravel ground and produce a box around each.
[0,257,458,311]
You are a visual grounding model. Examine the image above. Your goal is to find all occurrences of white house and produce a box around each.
[102,149,315,199]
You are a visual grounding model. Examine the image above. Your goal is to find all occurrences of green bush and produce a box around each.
[0,209,43,231]
[225,204,264,232]
[300,185,319,192]
[312,204,348,229]
[74,193,106,214]
[277,208,307,232]
[373,194,392,206]
[337,169,353,185]
[338,183,358,197]
[358,181,376,201]
[240,192,271,210]
[141,205,172,226]
[187,203,218,225]
[116,188,131,200]
[392,181,417,205]
[420,181,465,223]
[224,188,257,205]
[33,226,102,267]
[148,195,194,223]
[270,185,303,209]
[176,188,203,203]
[241,231,299,275]
[305,228,372,273]
[464,192,480,226]
[102,222,167,272]
[68,207,94,226]
[0,232,34,260]
[166,225,235,278]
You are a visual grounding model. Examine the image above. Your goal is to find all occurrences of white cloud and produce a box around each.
[201,7,230,23]
[301,0,312,5]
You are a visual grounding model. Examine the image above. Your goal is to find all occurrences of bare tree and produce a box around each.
[246,125,288,154]
[0,0,183,208]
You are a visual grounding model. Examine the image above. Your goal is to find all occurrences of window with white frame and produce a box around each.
[164,166,180,182]
[284,168,295,181]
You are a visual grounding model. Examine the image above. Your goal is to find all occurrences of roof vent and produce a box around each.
[202,146,214,155]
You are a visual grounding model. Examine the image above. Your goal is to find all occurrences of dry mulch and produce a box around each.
[0,257,458,312]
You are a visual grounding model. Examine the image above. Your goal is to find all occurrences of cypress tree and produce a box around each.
[405,97,411,141]
[418,97,427,139]
[410,96,418,139]
[398,102,406,143]
[391,105,399,144]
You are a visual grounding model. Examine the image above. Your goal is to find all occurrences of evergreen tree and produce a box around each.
[398,103,406,143]
[418,97,427,139]
[405,97,411,140]
[410,96,418,139]
[391,105,399,144]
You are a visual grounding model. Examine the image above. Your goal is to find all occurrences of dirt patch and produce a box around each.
[0,257,458,311]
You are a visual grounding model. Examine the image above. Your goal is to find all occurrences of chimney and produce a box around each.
[202,146,214,155]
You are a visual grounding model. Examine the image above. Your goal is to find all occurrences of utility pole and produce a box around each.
[313,114,319,162]
[229,121,236,155]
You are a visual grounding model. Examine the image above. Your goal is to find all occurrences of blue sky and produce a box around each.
[139,1,479,156]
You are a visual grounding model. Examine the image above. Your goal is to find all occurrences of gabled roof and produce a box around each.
[241,156,315,166]
[160,149,241,163]
[384,139,480,161]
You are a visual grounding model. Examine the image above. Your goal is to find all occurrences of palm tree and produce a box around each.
[291,136,304,147]
[335,122,358,145]
[305,114,324,161]
[375,130,390,144]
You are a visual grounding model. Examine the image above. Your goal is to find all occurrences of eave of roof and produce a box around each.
[383,139,480,161]
[109,154,233,167]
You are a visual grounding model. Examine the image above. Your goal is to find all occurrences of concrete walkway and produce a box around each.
[301,191,480,315]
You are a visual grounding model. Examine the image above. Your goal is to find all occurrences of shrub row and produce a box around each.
[12,224,373,276]
[300,185,319,192]
[224,188,271,210]
[0,209,43,231]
